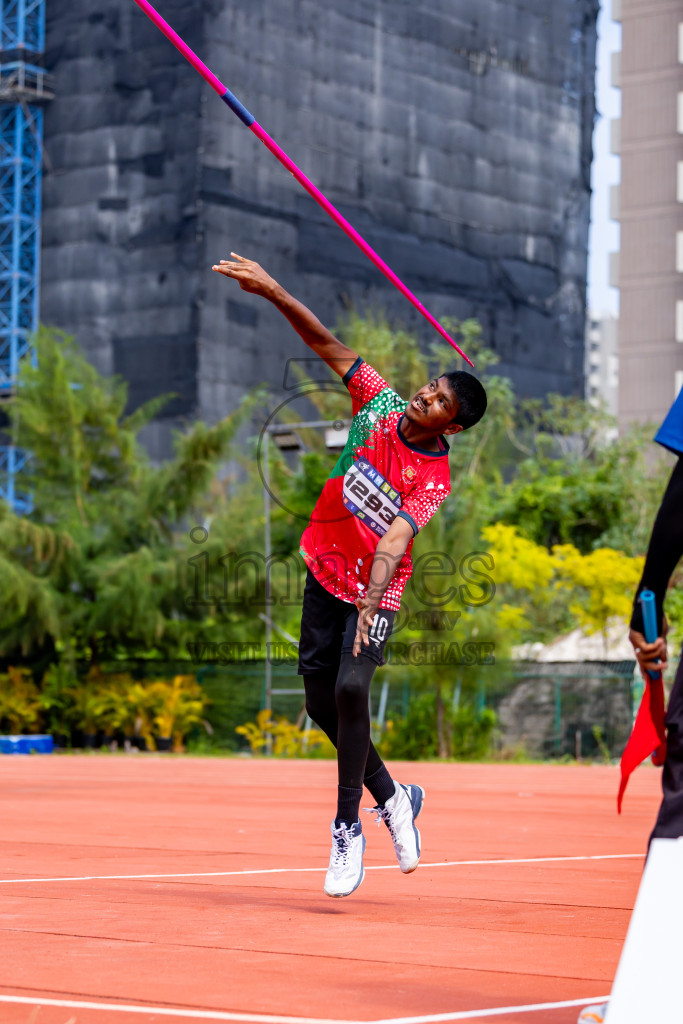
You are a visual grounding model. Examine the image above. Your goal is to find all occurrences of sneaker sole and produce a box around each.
[325,865,365,898]
[401,832,420,873]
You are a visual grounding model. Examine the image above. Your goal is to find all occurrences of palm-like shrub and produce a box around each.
[0,668,41,733]
[150,675,211,752]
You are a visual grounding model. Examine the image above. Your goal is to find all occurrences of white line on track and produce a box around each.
[0,994,613,1022]
[0,852,641,885]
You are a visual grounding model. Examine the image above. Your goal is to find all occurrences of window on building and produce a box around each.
[677,300,683,342]
[677,232,683,273]
[676,370,683,397]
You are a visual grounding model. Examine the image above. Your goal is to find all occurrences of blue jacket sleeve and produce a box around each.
[655,388,683,456]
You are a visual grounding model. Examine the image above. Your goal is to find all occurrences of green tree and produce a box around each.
[492,397,672,555]
[0,327,259,668]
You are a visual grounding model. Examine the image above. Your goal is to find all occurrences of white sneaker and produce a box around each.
[324,820,366,898]
[577,1004,608,1023]
[366,782,424,873]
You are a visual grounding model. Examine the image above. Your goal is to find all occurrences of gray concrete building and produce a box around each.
[41,0,599,457]
[586,310,619,418]
[611,0,683,430]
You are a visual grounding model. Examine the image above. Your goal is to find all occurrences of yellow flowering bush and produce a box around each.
[482,523,644,644]
[236,709,333,757]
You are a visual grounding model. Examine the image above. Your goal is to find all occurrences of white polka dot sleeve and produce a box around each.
[343,359,390,412]
[400,471,451,533]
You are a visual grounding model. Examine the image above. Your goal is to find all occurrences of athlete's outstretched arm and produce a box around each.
[212,252,358,378]
[353,516,414,656]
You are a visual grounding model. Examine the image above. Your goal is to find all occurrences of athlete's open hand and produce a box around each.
[353,596,379,657]
[212,252,278,297]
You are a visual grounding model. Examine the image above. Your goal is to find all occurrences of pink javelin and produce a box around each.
[132,0,473,365]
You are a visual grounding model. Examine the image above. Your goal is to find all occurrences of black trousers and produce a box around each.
[650,644,683,841]
[298,571,394,790]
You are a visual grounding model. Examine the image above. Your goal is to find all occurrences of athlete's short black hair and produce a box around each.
[441,371,487,430]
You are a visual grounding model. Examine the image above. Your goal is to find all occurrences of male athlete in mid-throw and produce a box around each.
[213,253,487,897]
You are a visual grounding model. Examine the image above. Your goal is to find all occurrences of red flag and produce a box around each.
[617,672,666,813]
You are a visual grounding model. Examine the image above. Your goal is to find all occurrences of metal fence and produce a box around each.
[83,657,639,759]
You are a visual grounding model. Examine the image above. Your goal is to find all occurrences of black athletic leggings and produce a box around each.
[298,570,394,791]
[304,657,386,789]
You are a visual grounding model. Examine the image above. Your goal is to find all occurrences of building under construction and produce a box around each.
[1,0,599,498]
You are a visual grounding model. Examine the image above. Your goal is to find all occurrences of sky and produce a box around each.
[587,0,621,317]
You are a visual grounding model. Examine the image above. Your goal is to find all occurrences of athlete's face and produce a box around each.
[405,377,463,435]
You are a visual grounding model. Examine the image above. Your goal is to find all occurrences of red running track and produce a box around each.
[0,756,662,1024]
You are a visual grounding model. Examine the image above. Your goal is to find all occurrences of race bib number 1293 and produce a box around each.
[342,459,402,536]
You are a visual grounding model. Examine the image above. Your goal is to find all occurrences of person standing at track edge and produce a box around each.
[628,386,683,843]
[578,393,683,1024]
[213,253,487,897]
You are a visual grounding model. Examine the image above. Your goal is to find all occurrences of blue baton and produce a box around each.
[640,590,661,680]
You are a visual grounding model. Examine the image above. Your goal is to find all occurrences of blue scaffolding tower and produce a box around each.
[0,0,50,514]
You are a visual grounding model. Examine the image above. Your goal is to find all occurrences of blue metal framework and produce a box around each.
[0,441,29,512]
[0,0,46,513]
[0,0,44,54]
[0,103,42,389]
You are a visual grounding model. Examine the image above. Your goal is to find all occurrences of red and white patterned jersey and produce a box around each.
[299,359,451,610]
